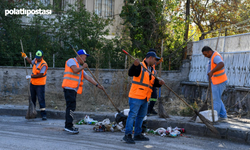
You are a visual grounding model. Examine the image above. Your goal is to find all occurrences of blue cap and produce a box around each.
[146,52,160,60]
[149,48,156,53]
[77,49,89,57]
[35,50,44,59]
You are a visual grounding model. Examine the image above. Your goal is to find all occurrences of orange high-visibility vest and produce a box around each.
[211,51,227,85]
[129,61,155,101]
[62,58,84,94]
[30,59,48,85]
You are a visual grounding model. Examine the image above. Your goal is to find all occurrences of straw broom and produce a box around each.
[20,39,37,119]
[122,49,219,135]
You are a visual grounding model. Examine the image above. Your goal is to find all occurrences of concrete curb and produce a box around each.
[0,106,249,144]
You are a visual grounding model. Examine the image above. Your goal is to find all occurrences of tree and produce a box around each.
[190,0,250,40]
[120,0,166,58]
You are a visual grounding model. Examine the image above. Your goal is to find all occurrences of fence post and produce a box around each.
[53,54,55,68]
[29,52,32,67]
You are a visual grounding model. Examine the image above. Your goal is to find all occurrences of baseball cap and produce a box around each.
[77,49,90,57]
[146,52,160,60]
[35,50,44,59]
[149,48,156,53]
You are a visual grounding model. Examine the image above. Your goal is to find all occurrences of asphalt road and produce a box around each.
[0,116,249,150]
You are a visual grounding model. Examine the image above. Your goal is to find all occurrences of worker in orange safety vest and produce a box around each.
[62,49,104,134]
[202,46,228,122]
[21,50,48,120]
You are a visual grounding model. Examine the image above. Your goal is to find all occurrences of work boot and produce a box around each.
[41,110,47,120]
[151,109,158,115]
[134,134,149,141]
[123,134,135,144]
[42,116,47,120]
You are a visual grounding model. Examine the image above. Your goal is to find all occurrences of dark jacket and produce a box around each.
[128,60,162,88]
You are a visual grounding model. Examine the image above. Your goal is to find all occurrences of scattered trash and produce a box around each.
[147,126,185,138]
[76,115,98,125]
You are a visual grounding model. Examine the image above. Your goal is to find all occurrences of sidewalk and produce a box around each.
[0,104,249,144]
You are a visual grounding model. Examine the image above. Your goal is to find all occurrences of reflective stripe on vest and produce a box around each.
[210,51,227,85]
[129,61,155,101]
[131,67,153,89]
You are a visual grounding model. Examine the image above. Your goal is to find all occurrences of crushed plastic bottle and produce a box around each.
[173,127,185,133]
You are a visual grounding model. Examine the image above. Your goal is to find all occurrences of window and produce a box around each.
[95,0,102,16]
[95,0,113,18]
[105,0,113,18]
[40,0,50,6]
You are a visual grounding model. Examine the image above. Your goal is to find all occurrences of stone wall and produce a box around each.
[0,60,190,111]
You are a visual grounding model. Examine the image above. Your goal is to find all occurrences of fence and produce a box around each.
[189,32,250,87]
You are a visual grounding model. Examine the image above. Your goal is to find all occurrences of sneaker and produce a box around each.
[123,134,135,144]
[42,116,47,120]
[72,126,79,131]
[64,127,79,134]
[218,117,228,122]
[151,109,158,115]
[134,134,149,141]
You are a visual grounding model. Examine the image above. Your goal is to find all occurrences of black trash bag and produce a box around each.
[115,112,127,127]
[142,120,148,133]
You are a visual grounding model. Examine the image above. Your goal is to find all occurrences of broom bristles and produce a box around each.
[158,97,170,118]
[25,97,37,119]
[197,113,219,135]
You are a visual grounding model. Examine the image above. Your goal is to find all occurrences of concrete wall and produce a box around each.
[0,60,190,110]
[181,33,250,116]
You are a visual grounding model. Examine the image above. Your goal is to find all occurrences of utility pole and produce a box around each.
[183,0,190,60]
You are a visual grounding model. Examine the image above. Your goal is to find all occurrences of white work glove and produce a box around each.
[26,75,31,80]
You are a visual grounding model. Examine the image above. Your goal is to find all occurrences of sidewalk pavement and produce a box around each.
[0,104,250,144]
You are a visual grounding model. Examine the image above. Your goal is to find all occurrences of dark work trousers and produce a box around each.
[64,89,77,128]
[30,83,46,117]
[148,87,157,113]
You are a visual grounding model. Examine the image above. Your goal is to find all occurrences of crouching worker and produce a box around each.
[123,51,165,144]
[62,49,104,134]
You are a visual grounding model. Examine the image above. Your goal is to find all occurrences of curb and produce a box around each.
[0,107,249,144]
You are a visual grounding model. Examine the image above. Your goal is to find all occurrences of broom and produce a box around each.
[69,45,121,113]
[158,96,170,118]
[20,39,37,119]
[122,49,219,135]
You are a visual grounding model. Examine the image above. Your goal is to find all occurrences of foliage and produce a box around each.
[120,0,188,70]
[180,101,198,116]
[190,0,250,40]
[0,0,124,68]
[120,0,167,59]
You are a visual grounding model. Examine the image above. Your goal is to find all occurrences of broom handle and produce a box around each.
[122,49,195,111]
[70,45,120,113]
[209,79,215,122]
[20,39,31,97]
